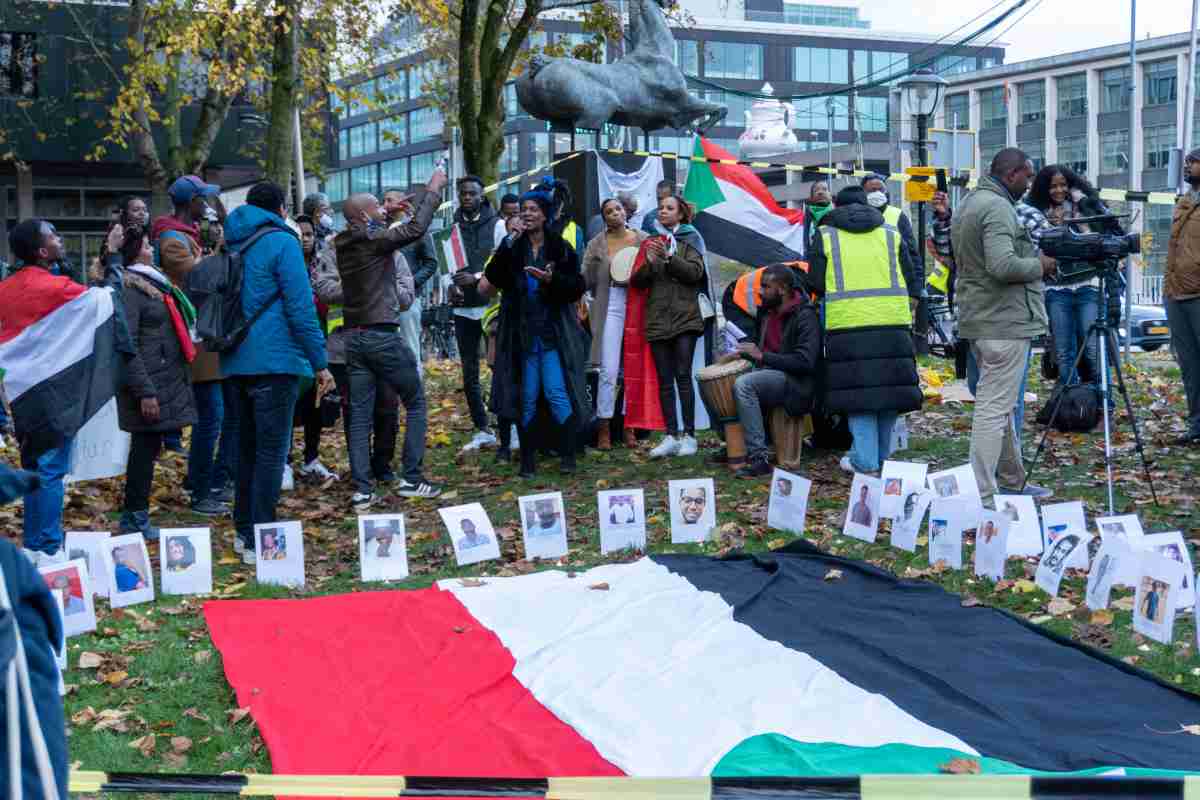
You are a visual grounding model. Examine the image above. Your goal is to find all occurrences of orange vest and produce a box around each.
[732,262,812,316]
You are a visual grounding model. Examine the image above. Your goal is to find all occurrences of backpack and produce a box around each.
[1036,384,1102,433]
[186,227,290,354]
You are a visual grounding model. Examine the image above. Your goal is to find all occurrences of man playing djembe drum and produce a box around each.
[718,264,821,478]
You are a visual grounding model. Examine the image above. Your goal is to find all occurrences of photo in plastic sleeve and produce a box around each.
[973,511,1011,582]
[65,531,113,598]
[1141,531,1195,609]
[669,478,717,544]
[440,503,502,567]
[255,521,306,587]
[1035,532,1091,598]
[1086,537,1132,611]
[597,489,647,555]
[891,489,933,553]
[52,591,67,683]
[879,460,928,520]
[842,473,882,544]
[519,492,570,560]
[101,533,155,609]
[928,497,968,569]
[1040,501,1089,570]
[1133,552,1186,645]
[992,494,1042,557]
[926,464,981,509]
[767,468,811,534]
[160,528,213,596]
[358,515,409,582]
[38,558,96,637]
[1095,514,1146,587]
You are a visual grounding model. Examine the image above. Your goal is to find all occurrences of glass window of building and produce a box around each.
[1018,81,1044,123]
[853,50,907,84]
[943,93,969,128]
[980,56,997,69]
[325,172,348,204]
[674,40,698,76]
[379,116,407,150]
[794,96,848,130]
[330,91,345,119]
[348,79,376,116]
[932,53,977,76]
[703,41,763,80]
[409,105,445,143]
[782,3,867,27]
[1057,134,1087,174]
[501,134,520,174]
[1144,123,1177,169]
[1020,139,1045,171]
[1100,66,1130,113]
[1056,74,1087,118]
[1145,203,1173,271]
[410,151,438,185]
[532,132,550,166]
[980,87,1007,130]
[794,47,849,83]
[1144,59,1177,107]
[408,61,438,99]
[696,90,752,126]
[504,83,529,119]
[380,158,409,191]
[979,144,1003,173]
[350,164,377,196]
[348,123,378,158]
[376,70,406,105]
[1100,129,1129,173]
[855,95,889,133]
[338,128,350,162]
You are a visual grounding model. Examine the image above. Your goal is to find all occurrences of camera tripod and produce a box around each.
[1024,272,1159,513]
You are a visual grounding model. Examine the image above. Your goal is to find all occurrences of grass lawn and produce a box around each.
[3,348,1199,779]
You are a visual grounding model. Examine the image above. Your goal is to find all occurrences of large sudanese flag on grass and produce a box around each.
[683,136,808,266]
[204,542,1200,786]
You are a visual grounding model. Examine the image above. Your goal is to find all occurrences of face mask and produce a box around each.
[319,213,334,229]
[866,191,888,209]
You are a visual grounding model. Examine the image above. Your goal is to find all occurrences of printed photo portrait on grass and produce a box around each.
[598,489,647,554]
[102,533,155,608]
[359,515,410,582]
[39,558,96,637]
[160,528,213,596]
[255,521,306,587]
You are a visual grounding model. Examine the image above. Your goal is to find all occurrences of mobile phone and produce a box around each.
[936,170,948,193]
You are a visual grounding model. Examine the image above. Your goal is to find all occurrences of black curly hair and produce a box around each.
[1026,164,1099,213]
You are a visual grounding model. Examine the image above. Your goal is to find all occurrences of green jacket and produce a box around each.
[950,176,1048,341]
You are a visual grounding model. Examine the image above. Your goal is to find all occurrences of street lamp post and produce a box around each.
[897,68,948,357]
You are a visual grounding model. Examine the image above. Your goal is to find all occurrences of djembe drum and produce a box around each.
[769,407,809,470]
[696,360,751,470]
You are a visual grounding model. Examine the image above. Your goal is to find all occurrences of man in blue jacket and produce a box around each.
[220,182,333,564]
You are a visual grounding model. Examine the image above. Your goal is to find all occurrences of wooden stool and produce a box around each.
[769,408,811,470]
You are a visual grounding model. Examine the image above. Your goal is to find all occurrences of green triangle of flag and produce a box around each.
[683,136,725,214]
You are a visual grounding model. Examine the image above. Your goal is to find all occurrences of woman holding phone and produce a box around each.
[459,189,589,478]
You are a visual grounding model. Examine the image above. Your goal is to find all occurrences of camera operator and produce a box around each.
[1167,148,1200,445]
[950,148,1057,503]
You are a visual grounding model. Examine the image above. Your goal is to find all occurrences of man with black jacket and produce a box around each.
[449,175,500,451]
[723,264,821,477]
[336,169,446,509]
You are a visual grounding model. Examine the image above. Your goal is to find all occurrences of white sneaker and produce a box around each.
[281,464,295,492]
[650,435,681,459]
[839,455,855,474]
[300,459,338,481]
[677,435,698,456]
[23,548,68,568]
[242,549,257,566]
[461,430,499,452]
[352,492,374,511]
[233,537,245,555]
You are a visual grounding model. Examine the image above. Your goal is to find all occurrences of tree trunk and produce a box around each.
[263,0,299,198]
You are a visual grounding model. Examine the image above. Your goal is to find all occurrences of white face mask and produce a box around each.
[866,191,888,209]
[319,213,334,230]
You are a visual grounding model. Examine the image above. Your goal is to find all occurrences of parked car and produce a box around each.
[1116,304,1170,352]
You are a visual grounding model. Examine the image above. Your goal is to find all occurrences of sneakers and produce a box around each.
[650,435,681,459]
[677,435,698,457]
[211,484,234,505]
[461,430,499,452]
[838,455,855,474]
[300,459,338,482]
[118,510,160,541]
[1000,483,1054,499]
[352,492,375,511]
[23,548,67,568]
[736,456,772,478]
[397,480,442,499]
[190,497,229,516]
[242,549,257,565]
[281,464,295,492]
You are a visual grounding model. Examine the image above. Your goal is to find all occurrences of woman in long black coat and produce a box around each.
[462,189,588,478]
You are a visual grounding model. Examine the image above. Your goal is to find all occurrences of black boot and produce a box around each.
[518,425,537,478]
[559,415,577,475]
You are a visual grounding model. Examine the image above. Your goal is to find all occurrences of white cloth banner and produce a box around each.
[595,155,665,233]
[66,398,130,484]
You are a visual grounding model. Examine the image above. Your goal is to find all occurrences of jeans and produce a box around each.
[398,298,423,374]
[521,343,572,427]
[330,364,399,478]
[1167,297,1200,436]
[347,329,428,491]
[232,374,300,547]
[187,380,239,499]
[454,314,489,431]
[295,388,323,465]
[967,346,1031,439]
[733,368,789,461]
[1045,287,1100,385]
[123,432,163,512]
[848,411,899,473]
[19,438,73,554]
[650,333,699,436]
[970,339,1031,500]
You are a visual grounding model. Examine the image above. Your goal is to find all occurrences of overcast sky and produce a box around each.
[869,0,1195,63]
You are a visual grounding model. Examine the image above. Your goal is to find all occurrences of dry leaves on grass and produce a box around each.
[458,578,486,588]
[78,652,104,669]
[1047,597,1076,617]
[1090,609,1115,626]
[227,707,252,725]
[939,757,981,774]
[170,736,193,753]
[129,733,156,757]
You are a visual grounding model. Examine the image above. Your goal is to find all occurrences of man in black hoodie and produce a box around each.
[449,175,500,451]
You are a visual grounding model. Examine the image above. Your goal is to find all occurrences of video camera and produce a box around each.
[1037,214,1140,284]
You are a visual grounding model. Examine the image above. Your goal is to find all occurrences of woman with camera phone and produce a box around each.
[1028,165,1123,388]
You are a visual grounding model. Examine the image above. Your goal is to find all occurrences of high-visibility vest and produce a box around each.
[926,260,951,294]
[882,205,902,228]
[326,306,344,335]
[822,224,911,331]
[732,261,811,316]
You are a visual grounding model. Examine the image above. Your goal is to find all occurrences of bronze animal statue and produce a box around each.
[515,0,726,133]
